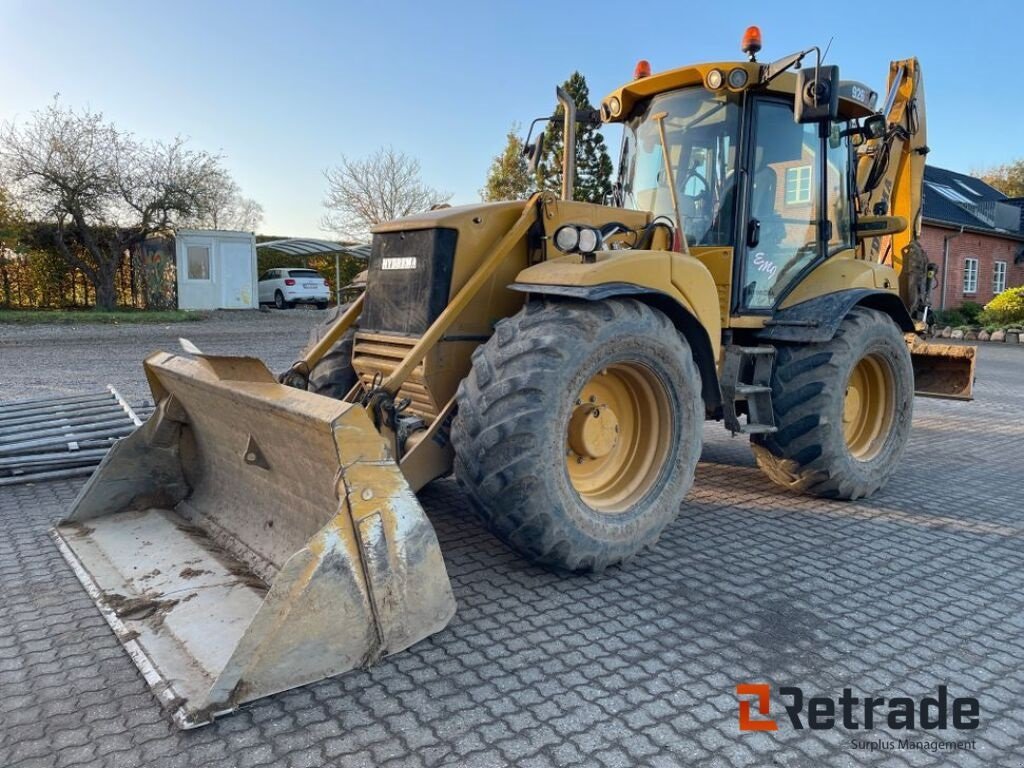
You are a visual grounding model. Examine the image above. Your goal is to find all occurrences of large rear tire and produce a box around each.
[451,298,703,572]
[305,304,357,399]
[751,307,913,500]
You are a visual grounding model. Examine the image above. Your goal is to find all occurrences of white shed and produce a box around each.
[175,229,257,310]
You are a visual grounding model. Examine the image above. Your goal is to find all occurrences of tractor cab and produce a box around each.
[603,29,882,320]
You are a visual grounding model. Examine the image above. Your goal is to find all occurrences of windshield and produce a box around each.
[619,88,741,246]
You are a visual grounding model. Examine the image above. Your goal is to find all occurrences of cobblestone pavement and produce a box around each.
[2,342,1023,767]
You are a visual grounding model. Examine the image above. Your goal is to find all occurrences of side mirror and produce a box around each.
[863,114,886,140]
[840,113,887,147]
[523,132,545,174]
[795,65,839,124]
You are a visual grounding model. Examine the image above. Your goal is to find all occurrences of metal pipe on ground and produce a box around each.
[0,426,134,457]
[0,392,115,414]
[0,405,128,433]
[0,465,101,486]
[0,416,136,445]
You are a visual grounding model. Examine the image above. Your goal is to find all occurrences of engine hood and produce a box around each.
[371,200,528,234]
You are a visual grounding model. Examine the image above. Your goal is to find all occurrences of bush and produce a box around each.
[980,287,1024,326]
[959,300,984,325]
[931,308,965,327]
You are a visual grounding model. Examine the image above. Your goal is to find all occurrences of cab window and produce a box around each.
[826,123,854,253]
[741,100,820,309]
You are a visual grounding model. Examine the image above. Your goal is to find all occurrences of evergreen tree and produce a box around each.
[535,72,613,203]
[481,124,533,201]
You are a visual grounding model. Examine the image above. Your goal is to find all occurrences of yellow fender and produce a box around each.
[511,249,722,363]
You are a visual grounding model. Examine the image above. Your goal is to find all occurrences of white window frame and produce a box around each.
[785,165,812,205]
[954,179,982,198]
[993,260,1007,294]
[185,243,213,282]
[927,182,973,205]
[963,258,978,295]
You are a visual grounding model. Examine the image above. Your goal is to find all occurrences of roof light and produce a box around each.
[727,67,749,89]
[741,26,762,60]
[634,59,651,79]
[706,69,724,90]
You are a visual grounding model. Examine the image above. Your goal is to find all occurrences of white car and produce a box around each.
[258,268,331,309]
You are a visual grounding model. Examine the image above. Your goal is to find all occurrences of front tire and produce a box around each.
[305,304,357,399]
[451,298,703,572]
[751,307,913,500]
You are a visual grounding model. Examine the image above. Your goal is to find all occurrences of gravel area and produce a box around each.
[0,308,326,407]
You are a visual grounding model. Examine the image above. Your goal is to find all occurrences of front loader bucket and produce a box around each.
[909,337,977,400]
[52,351,455,728]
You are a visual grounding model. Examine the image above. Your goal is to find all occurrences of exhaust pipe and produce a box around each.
[557,86,576,201]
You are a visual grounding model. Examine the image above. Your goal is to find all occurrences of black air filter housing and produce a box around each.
[360,228,458,336]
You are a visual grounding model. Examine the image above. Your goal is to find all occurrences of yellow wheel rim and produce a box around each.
[843,353,896,461]
[566,363,672,513]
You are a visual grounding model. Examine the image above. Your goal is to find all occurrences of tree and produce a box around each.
[976,159,1024,199]
[0,185,26,308]
[535,72,614,203]
[322,146,451,240]
[0,99,231,309]
[481,125,533,201]
[186,176,264,232]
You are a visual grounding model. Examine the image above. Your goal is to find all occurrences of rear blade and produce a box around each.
[52,351,455,728]
[909,337,977,400]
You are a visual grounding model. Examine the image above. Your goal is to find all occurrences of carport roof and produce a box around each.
[256,239,370,260]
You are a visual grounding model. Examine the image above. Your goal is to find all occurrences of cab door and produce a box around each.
[736,98,823,311]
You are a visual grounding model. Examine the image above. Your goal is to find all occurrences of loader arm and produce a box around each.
[857,58,928,309]
[854,59,975,399]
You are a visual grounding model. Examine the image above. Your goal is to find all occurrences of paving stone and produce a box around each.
[2,344,1023,767]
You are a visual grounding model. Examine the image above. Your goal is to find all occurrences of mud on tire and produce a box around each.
[751,307,913,500]
[451,298,703,572]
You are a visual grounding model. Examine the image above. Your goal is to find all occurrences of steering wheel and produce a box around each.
[679,169,711,241]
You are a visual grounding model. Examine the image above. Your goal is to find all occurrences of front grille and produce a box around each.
[360,228,458,336]
[352,331,439,421]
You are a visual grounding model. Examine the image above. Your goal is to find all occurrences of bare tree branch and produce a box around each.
[0,98,256,308]
[321,146,451,240]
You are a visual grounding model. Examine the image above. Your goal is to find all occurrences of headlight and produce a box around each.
[706,69,724,90]
[554,225,580,253]
[607,96,621,117]
[727,67,749,89]
[577,226,600,253]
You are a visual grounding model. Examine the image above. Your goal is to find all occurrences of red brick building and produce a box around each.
[920,165,1024,310]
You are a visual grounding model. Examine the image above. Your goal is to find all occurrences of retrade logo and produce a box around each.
[736,684,980,732]
[736,684,778,731]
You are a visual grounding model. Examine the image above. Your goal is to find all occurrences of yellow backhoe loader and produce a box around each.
[53,28,975,727]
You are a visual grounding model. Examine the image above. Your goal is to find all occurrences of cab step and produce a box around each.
[721,345,778,436]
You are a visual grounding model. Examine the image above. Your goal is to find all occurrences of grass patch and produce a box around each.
[0,309,207,325]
